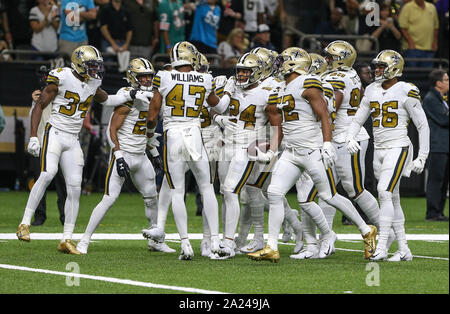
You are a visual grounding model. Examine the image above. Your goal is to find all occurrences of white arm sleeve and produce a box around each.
[405,97,430,159]
[347,96,371,138]
[212,93,231,114]
[101,93,132,107]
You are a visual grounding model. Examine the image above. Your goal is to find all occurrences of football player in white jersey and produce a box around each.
[321,41,383,236]
[75,58,175,254]
[346,50,430,261]
[208,52,282,259]
[17,45,152,254]
[248,48,377,263]
[142,41,231,260]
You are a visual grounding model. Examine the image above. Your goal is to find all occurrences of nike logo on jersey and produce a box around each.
[171,73,204,83]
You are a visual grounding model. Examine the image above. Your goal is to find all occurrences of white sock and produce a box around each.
[237,202,252,244]
[81,194,116,243]
[354,189,380,227]
[157,177,173,230]
[199,184,219,237]
[248,187,265,241]
[171,189,189,240]
[299,208,317,245]
[223,191,240,240]
[267,193,285,251]
[392,191,408,251]
[318,198,336,229]
[284,198,302,235]
[144,195,158,228]
[378,190,395,251]
[21,171,55,225]
[325,194,370,235]
[62,184,81,241]
[300,201,331,237]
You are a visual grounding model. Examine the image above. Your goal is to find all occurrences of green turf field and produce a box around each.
[0,191,448,294]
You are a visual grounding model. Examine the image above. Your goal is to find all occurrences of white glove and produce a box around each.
[410,157,426,174]
[321,141,336,169]
[131,90,153,103]
[248,147,276,162]
[147,132,161,148]
[27,137,40,157]
[213,115,237,131]
[223,77,236,95]
[214,75,228,89]
[346,135,361,154]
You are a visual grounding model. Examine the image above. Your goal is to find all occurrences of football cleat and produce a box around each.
[318,231,337,259]
[239,238,265,254]
[210,235,220,255]
[362,225,377,259]
[200,240,212,257]
[148,239,176,253]
[16,224,30,242]
[179,241,194,260]
[217,239,236,259]
[76,240,89,255]
[57,239,82,255]
[248,245,280,263]
[142,226,165,242]
[369,249,388,261]
[387,249,413,262]
[290,245,320,260]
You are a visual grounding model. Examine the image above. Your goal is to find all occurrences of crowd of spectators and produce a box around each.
[0,0,448,68]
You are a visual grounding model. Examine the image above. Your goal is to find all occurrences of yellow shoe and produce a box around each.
[57,239,82,255]
[17,224,30,242]
[247,245,280,263]
[362,225,377,259]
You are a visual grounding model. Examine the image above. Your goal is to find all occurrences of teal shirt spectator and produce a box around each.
[158,0,186,53]
[189,0,221,49]
[0,105,5,134]
[60,0,95,43]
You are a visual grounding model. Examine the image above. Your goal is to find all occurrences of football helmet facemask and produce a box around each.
[126,58,155,91]
[71,45,104,81]
[371,49,404,82]
[323,40,357,71]
[280,47,311,77]
[309,53,328,77]
[235,52,265,89]
[170,41,200,69]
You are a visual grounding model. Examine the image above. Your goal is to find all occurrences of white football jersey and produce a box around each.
[277,74,324,150]
[322,80,336,124]
[107,87,150,154]
[227,83,276,146]
[46,67,101,134]
[357,81,422,149]
[324,69,369,143]
[243,0,265,32]
[152,69,215,131]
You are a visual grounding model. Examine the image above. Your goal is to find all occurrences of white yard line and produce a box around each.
[0,263,229,294]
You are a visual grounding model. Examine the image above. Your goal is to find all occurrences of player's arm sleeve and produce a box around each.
[46,69,62,86]
[405,97,430,160]
[347,96,370,138]
[99,88,132,107]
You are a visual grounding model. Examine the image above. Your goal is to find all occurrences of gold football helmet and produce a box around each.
[71,45,104,80]
[251,47,276,79]
[280,47,311,77]
[126,58,155,91]
[309,53,328,76]
[323,40,357,71]
[235,52,265,88]
[170,41,200,69]
[371,49,404,82]
[198,53,210,73]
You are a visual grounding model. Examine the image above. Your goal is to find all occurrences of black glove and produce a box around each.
[150,155,163,178]
[116,157,130,179]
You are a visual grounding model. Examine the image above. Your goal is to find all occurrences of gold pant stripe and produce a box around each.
[351,150,364,195]
[387,147,408,193]
[326,167,337,196]
[307,187,318,203]
[104,154,116,195]
[233,161,255,194]
[40,123,52,172]
[254,158,276,188]
[163,131,175,189]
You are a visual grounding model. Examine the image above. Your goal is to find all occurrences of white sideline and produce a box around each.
[0,233,448,241]
[0,263,228,294]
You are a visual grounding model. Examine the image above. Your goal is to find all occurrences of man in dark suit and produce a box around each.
[422,69,449,221]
